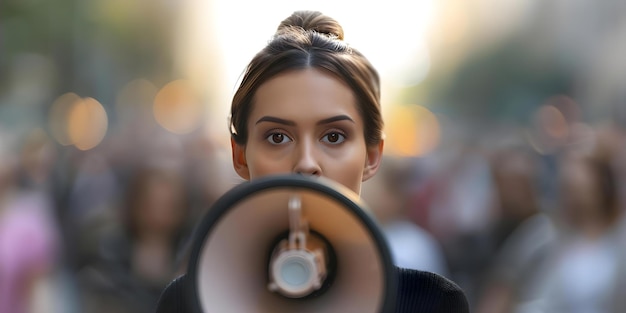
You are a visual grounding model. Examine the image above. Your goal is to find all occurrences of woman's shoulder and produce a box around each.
[155,274,192,313]
[395,266,470,313]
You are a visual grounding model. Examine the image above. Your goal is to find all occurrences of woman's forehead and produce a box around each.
[249,69,360,123]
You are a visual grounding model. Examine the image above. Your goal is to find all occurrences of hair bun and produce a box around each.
[277,10,344,40]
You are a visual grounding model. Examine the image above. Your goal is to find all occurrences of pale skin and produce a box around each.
[231,68,384,196]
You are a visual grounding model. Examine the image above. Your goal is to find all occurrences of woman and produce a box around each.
[77,164,192,313]
[533,136,624,313]
[156,10,468,313]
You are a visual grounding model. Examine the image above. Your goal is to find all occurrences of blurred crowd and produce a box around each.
[1,89,626,313]
[364,118,626,313]
[0,110,241,313]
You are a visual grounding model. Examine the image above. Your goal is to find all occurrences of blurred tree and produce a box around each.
[0,0,177,126]
[405,35,574,129]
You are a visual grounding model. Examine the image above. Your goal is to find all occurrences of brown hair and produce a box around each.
[229,10,383,146]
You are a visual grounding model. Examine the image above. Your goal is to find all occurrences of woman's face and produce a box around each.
[231,68,383,195]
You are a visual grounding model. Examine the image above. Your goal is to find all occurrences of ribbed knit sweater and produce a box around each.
[155,266,469,313]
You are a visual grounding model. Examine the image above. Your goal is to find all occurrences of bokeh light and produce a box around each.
[536,104,569,140]
[67,97,109,151]
[384,104,440,157]
[153,80,203,134]
[115,79,158,123]
[48,92,81,146]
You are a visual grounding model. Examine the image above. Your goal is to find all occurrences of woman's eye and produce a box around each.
[266,132,292,144]
[321,132,345,144]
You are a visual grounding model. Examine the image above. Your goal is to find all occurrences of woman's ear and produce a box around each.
[362,140,384,182]
[231,138,250,180]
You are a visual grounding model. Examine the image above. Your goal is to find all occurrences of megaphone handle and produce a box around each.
[288,195,307,250]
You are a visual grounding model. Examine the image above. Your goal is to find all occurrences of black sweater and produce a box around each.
[154,267,469,313]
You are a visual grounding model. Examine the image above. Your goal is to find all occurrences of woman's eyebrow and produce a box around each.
[255,116,296,126]
[316,115,355,125]
[255,115,354,126]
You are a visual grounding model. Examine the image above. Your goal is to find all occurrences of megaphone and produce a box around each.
[186,174,397,313]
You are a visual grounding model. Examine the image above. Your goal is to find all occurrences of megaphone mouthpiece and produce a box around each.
[269,194,329,298]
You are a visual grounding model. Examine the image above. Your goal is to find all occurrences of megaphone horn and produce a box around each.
[186,174,397,313]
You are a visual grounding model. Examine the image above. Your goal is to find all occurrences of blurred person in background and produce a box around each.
[475,141,557,313]
[61,148,125,271]
[362,155,449,276]
[183,132,242,221]
[0,129,77,313]
[606,120,626,312]
[530,129,624,313]
[418,139,498,304]
[487,144,544,247]
[76,162,193,313]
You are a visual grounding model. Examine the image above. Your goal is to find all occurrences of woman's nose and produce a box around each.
[293,141,321,176]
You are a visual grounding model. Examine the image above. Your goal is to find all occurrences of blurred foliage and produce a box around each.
[407,36,574,127]
[0,0,178,132]
[1,0,74,71]
[0,0,176,93]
